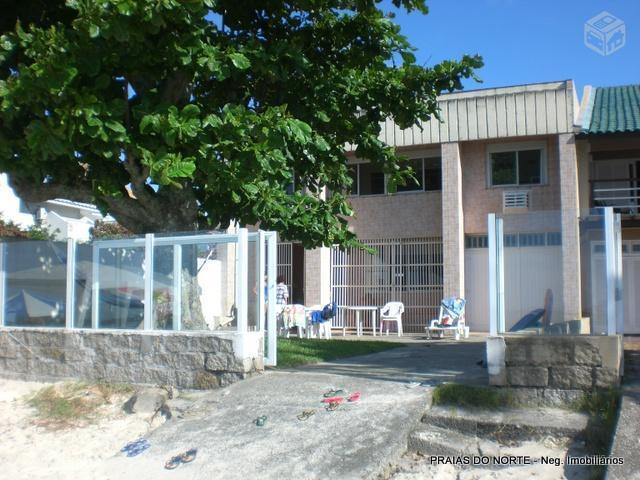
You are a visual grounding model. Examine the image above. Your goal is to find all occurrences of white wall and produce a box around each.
[0,173,35,228]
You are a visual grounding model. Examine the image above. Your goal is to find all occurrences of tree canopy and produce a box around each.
[0,0,482,248]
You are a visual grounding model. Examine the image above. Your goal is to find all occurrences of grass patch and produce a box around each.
[276,337,404,368]
[27,381,134,429]
[432,383,514,409]
[571,388,620,453]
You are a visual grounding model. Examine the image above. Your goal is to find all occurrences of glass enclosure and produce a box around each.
[489,207,623,336]
[0,229,274,336]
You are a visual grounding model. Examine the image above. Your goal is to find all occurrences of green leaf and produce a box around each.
[229,52,250,70]
[89,25,100,38]
[181,104,200,119]
[105,120,126,133]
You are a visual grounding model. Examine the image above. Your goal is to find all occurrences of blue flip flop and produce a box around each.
[120,438,150,457]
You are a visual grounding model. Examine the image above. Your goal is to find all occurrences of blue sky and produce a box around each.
[384,0,640,99]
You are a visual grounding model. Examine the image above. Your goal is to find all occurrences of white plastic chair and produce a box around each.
[380,302,404,336]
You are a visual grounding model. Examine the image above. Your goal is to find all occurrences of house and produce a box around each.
[280,80,583,333]
[282,80,640,335]
[0,173,114,241]
[576,84,640,336]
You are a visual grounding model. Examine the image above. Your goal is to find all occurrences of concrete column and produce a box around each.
[304,247,331,306]
[558,133,582,321]
[441,142,465,298]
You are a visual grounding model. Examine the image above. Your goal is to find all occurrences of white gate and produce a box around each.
[330,237,443,334]
[592,241,640,334]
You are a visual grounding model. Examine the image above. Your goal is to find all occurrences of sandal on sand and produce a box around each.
[180,448,197,463]
[164,455,182,470]
[325,401,340,412]
[254,415,267,427]
[297,409,316,421]
[323,389,345,398]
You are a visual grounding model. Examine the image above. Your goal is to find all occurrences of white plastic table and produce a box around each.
[339,306,378,336]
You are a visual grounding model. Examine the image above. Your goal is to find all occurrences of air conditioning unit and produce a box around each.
[503,190,530,211]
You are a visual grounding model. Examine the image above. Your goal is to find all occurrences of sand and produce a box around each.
[0,378,163,480]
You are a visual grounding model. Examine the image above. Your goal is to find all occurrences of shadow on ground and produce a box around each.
[297,340,488,386]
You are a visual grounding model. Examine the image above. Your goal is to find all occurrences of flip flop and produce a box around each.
[121,438,150,457]
[323,389,345,398]
[321,396,344,404]
[180,448,197,463]
[164,455,182,470]
[347,392,361,402]
[325,401,340,412]
[296,409,316,421]
[254,415,267,427]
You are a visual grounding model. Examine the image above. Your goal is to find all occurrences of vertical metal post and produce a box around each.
[0,243,5,327]
[236,228,248,333]
[172,244,182,331]
[266,232,277,366]
[604,208,617,335]
[258,231,266,332]
[91,244,99,329]
[65,238,76,329]
[488,214,505,335]
[143,233,155,330]
[614,213,624,335]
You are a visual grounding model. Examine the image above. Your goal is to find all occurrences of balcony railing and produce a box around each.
[590,178,640,214]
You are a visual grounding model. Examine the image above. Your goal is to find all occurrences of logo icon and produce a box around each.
[585,12,626,56]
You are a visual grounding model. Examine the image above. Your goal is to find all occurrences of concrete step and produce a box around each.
[408,425,500,456]
[421,406,589,442]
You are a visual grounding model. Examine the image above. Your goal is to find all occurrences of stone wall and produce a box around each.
[0,328,263,389]
[487,335,623,390]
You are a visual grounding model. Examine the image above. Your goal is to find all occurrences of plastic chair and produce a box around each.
[380,302,404,336]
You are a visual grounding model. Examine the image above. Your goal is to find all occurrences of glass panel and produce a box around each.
[397,158,423,192]
[97,246,145,329]
[153,245,175,330]
[4,241,67,327]
[74,242,94,328]
[347,165,358,195]
[247,238,260,332]
[359,162,385,195]
[491,151,517,185]
[500,211,565,333]
[518,149,542,184]
[581,209,607,335]
[181,242,236,331]
[424,157,442,191]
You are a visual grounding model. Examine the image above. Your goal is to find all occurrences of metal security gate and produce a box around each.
[330,237,443,334]
[277,242,293,298]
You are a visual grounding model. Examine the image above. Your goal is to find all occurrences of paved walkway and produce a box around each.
[609,340,640,480]
[95,340,486,480]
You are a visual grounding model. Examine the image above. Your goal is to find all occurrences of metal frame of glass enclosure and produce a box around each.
[0,228,278,366]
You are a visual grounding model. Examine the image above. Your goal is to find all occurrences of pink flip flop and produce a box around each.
[347,392,361,402]
[321,396,344,404]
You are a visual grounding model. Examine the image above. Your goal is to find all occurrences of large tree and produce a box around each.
[0,0,481,248]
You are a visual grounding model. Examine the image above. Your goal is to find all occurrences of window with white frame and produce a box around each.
[488,144,545,187]
[348,157,441,196]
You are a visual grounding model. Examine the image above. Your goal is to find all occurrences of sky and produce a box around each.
[383,0,640,100]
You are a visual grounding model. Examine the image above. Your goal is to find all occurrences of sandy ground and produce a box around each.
[0,378,165,480]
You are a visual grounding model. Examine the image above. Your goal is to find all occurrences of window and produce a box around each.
[348,157,441,196]
[347,165,359,195]
[424,157,442,191]
[359,162,385,195]
[488,145,544,187]
[397,158,424,192]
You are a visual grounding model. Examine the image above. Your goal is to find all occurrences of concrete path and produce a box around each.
[95,340,486,480]
[608,341,640,480]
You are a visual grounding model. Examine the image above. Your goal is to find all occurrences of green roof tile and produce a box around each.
[587,85,640,134]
